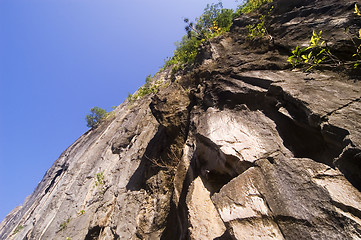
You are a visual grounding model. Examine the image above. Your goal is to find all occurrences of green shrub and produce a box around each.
[94,171,106,195]
[13,225,24,235]
[85,107,107,128]
[288,45,308,68]
[161,0,276,72]
[288,30,335,71]
[353,44,361,69]
[59,217,71,231]
[94,171,104,187]
[237,0,273,14]
[288,4,361,71]
[128,74,164,102]
[164,34,201,69]
[247,15,267,39]
[164,2,234,70]
[188,2,234,39]
[352,4,361,68]
[77,210,85,216]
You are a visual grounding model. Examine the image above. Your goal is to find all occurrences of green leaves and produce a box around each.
[308,30,325,48]
[94,171,106,195]
[288,45,307,67]
[13,225,24,235]
[95,172,104,187]
[238,0,273,14]
[288,30,334,71]
[353,45,361,69]
[355,3,361,16]
[59,217,71,231]
[127,74,165,102]
[353,4,361,69]
[165,2,234,71]
[85,107,107,128]
[247,15,267,39]
[185,2,233,39]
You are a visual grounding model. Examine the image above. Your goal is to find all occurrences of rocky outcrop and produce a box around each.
[1,0,361,239]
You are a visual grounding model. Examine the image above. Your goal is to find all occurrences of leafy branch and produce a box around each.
[289,5,361,71]
[164,2,234,70]
[237,0,273,14]
[247,15,267,39]
[288,30,340,71]
[59,217,71,231]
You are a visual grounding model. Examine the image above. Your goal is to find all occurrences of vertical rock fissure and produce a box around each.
[160,92,198,240]
[161,155,196,239]
[44,164,67,194]
[129,83,197,239]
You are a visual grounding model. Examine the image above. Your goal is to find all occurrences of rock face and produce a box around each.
[1,0,361,239]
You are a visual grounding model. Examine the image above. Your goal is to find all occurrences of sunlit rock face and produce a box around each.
[1,0,361,239]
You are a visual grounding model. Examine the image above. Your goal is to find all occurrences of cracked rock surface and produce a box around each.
[1,0,361,239]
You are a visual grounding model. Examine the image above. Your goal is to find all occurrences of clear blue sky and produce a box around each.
[0,0,240,220]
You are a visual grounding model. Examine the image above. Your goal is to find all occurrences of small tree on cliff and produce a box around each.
[86,107,107,128]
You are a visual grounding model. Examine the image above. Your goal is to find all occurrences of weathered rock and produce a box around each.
[186,177,226,239]
[212,167,284,240]
[1,0,361,239]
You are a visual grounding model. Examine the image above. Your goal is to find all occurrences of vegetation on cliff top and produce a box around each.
[114,0,275,111]
[85,106,116,128]
[163,0,273,71]
[85,107,107,128]
[162,2,234,71]
[126,0,271,105]
[164,0,360,73]
[237,0,273,14]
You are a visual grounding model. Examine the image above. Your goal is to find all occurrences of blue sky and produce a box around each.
[0,0,240,220]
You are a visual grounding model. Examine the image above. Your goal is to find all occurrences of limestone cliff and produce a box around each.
[1,0,361,239]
